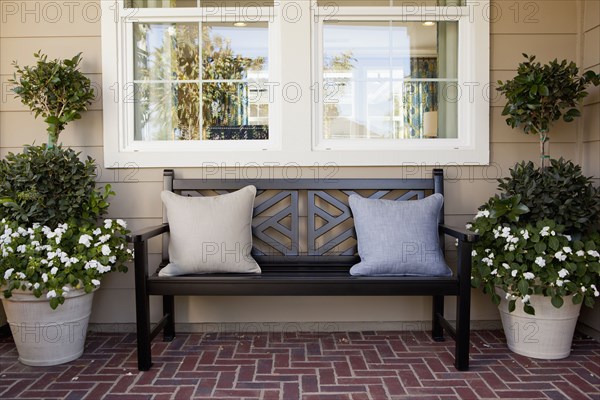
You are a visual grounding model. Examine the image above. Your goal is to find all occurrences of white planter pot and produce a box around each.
[1,288,94,366]
[497,288,582,359]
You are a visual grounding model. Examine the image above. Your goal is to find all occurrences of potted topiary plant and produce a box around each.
[0,52,132,366]
[470,55,600,359]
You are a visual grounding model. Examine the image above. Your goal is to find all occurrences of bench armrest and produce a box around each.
[439,224,479,243]
[126,223,170,243]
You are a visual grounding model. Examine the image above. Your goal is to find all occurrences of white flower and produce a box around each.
[85,260,99,270]
[511,270,518,277]
[475,210,490,219]
[576,250,585,257]
[471,250,477,257]
[587,250,600,258]
[101,245,111,256]
[556,279,564,287]
[46,290,57,299]
[562,247,572,254]
[488,253,495,259]
[15,272,26,279]
[116,219,127,228]
[79,234,93,248]
[523,272,535,280]
[508,245,516,251]
[591,285,599,297]
[465,223,472,230]
[91,279,101,286]
[50,267,58,275]
[520,229,530,240]
[16,244,27,253]
[62,286,70,292]
[33,282,40,289]
[97,234,111,244]
[521,294,530,303]
[481,257,493,267]
[491,269,498,276]
[581,286,587,293]
[502,263,510,270]
[108,256,116,264]
[104,219,113,229]
[554,252,567,262]
[534,257,546,267]
[93,228,102,236]
[540,226,550,237]
[3,268,14,280]
[558,268,569,278]
[505,292,514,300]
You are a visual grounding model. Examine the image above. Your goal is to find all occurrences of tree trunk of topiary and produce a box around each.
[47,128,60,149]
[539,131,549,169]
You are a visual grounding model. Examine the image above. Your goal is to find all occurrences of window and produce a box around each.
[101,0,489,167]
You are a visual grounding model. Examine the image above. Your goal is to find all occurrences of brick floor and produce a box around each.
[0,330,598,399]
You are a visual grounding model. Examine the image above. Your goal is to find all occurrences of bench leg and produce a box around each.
[134,241,153,371]
[454,241,472,371]
[455,292,471,371]
[163,295,175,341]
[432,295,445,341]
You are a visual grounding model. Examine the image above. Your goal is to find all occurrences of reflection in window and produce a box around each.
[322,21,458,140]
[133,22,268,141]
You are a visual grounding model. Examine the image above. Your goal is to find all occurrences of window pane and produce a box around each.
[126,0,274,8]
[127,0,197,8]
[322,21,458,140]
[317,1,464,6]
[202,23,268,80]
[203,82,269,140]
[200,0,274,6]
[134,23,199,81]
[134,83,200,140]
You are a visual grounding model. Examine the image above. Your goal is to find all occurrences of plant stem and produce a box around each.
[539,131,549,169]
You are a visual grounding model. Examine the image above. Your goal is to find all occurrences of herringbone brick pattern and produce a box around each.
[0,330,598,399]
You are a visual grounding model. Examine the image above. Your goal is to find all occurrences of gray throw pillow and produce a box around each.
[348,193,451,277]
[159,187,261,276]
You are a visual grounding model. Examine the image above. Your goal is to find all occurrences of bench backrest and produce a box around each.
[162,169,445,268]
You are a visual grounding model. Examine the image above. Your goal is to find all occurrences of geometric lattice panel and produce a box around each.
[252,190,299,256]
[307,189,426,256]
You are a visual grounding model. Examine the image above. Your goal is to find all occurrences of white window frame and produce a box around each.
[101,0,489,167]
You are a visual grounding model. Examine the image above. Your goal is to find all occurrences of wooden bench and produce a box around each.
[127,169,478,371]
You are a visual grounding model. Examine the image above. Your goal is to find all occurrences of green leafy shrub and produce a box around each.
[497,54,599,167]
[497,158,600,236]
[9,52,95,148]
[0,146,111,228]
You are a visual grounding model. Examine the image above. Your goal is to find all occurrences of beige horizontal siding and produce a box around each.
[0,0,593,326]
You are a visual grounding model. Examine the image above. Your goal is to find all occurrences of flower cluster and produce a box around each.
[0,219,132,309]
[470,210,600,315]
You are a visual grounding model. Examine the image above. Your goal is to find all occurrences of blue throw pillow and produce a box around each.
[348,193,451,277]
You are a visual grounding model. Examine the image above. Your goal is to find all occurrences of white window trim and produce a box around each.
[101,0,489,167]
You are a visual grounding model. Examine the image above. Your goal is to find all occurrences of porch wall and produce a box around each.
[0,1,593,330]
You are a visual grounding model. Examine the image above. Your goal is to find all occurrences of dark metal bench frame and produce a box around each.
[127,169,478,371]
